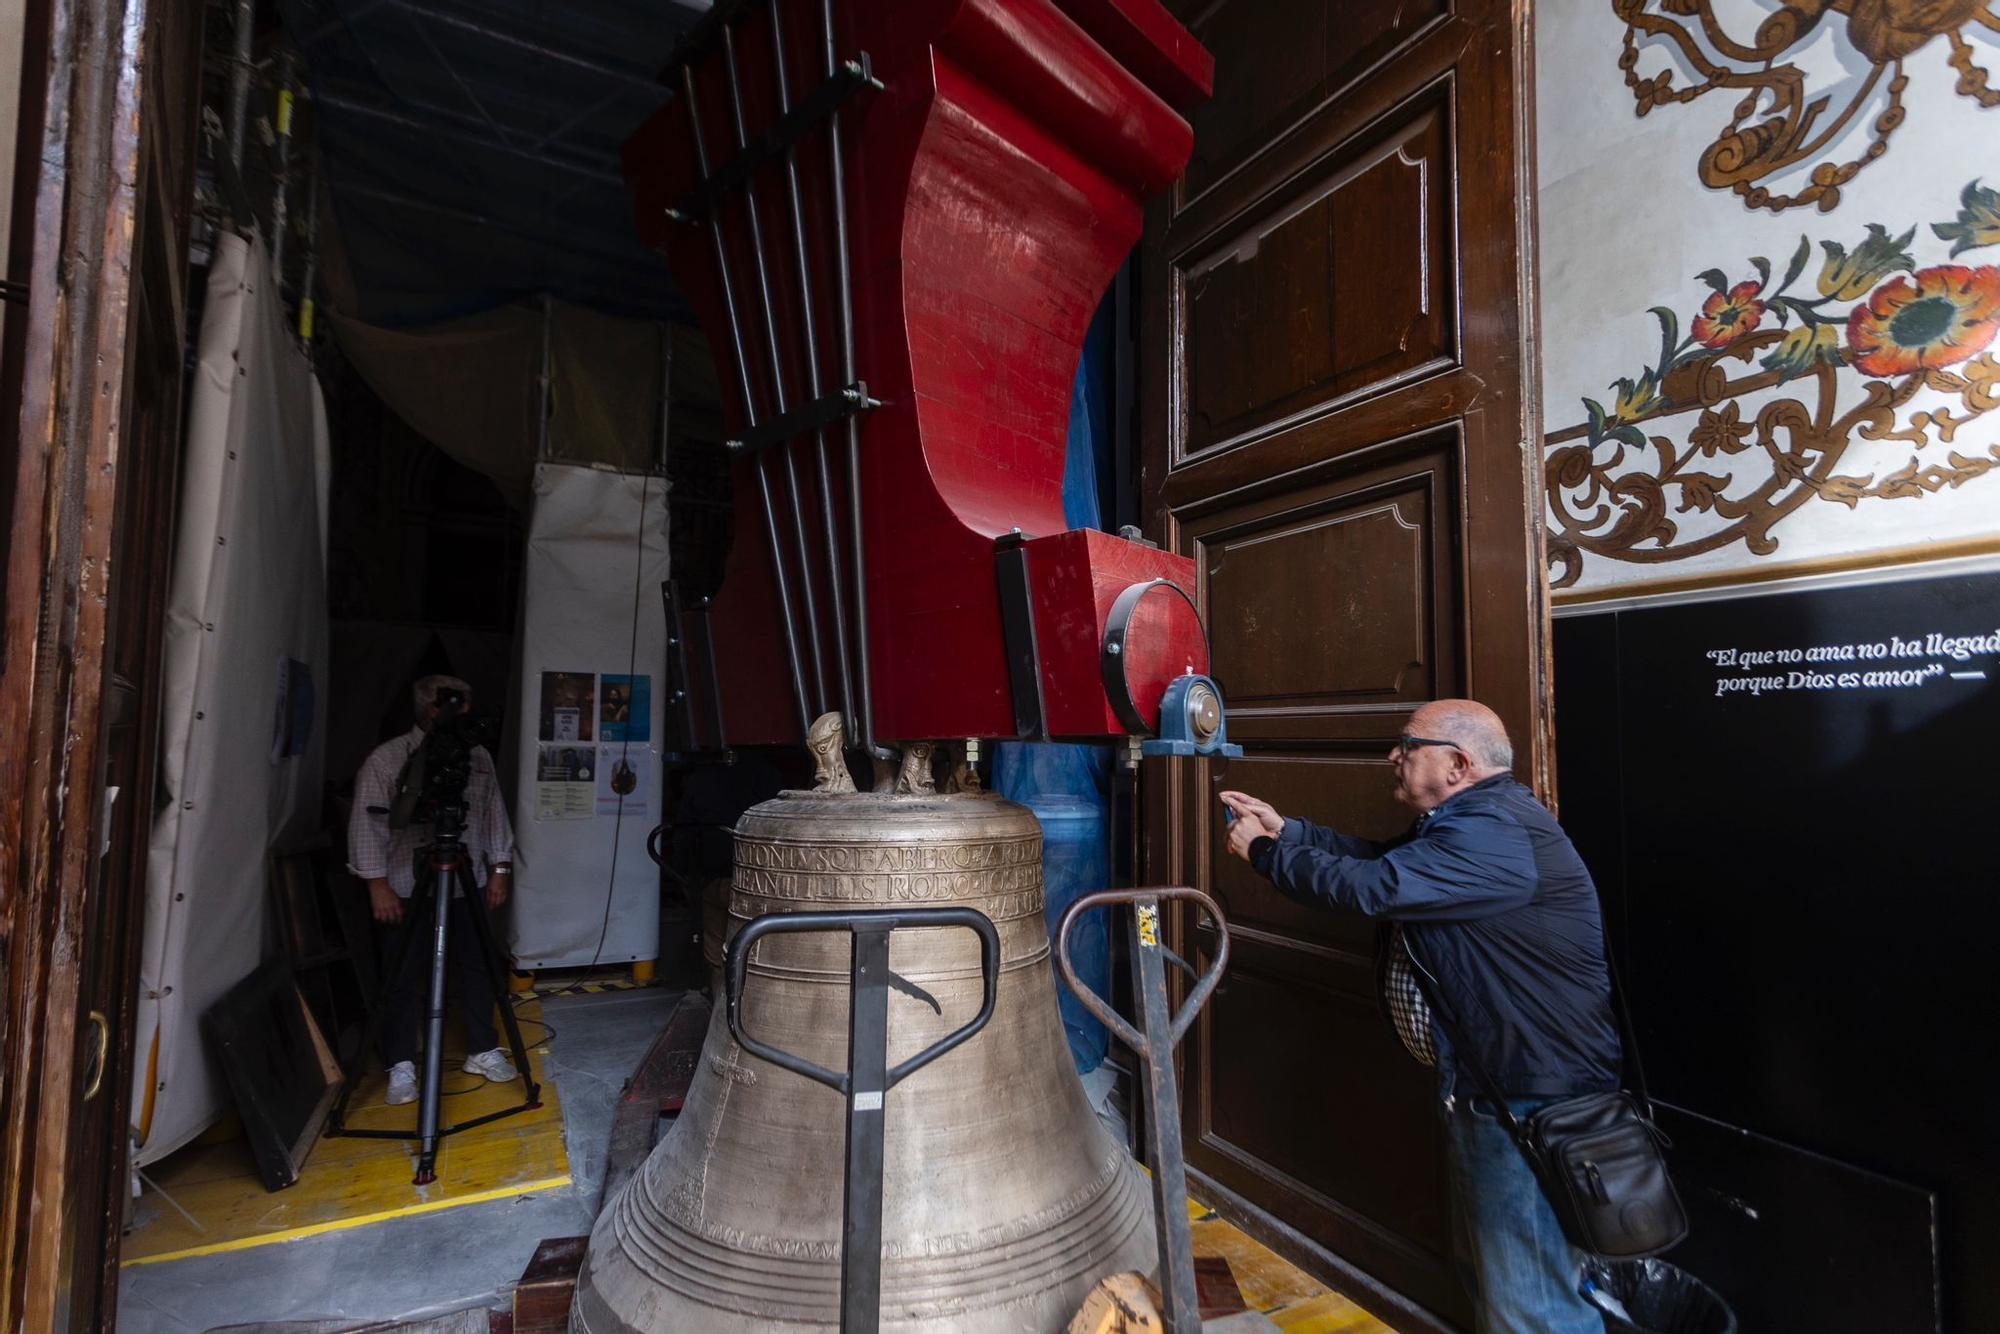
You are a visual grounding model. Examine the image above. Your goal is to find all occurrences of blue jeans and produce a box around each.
[1445,1096,1605,1334]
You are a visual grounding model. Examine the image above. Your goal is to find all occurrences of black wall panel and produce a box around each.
[1554,569,1999,1331]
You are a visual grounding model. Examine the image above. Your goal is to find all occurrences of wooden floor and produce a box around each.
[1187,1195,1398,1332]
[122,999,571,1266]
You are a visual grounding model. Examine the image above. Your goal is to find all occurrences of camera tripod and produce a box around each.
[328,803,541,1184]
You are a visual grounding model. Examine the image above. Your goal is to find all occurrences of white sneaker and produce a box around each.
[462,1048,518,1083]
[385,1061,417,1105]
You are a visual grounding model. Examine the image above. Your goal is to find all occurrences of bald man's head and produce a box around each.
[1409,699,1514,774]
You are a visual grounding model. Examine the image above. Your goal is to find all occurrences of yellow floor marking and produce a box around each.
[1188,1191,1396,1333]
[119,1176,571,1267]
[1269,1293,1400,1334]
[121,1000,571,1266]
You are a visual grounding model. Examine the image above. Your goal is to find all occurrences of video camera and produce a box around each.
[390,687,502,834]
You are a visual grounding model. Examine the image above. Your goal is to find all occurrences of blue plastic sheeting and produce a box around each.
[992,296,1116,1074]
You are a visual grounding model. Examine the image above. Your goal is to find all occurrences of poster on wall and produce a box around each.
[539,670,595,743]
[534,744,595,820]
[596,744,649,816]
[599,673,650,742]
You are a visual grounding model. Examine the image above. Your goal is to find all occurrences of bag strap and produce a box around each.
[1598,923,1656,1120]
[1398,930,1538,1151]
[1399,913,1656,1133]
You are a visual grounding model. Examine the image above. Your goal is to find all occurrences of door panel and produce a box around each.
[1190,933,1452,1292]
[1,0,199,1326]
[1181,98,1455,456]
[1144,0,1543,1325]
[1199,439,1459,716]
[1178,0,1451,206]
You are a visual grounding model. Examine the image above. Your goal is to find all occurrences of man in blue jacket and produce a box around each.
[1221,698,1618,1334]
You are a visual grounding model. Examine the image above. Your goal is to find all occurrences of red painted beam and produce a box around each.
[624,0,1211,746]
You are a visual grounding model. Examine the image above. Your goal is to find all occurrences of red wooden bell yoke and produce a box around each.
[624,0,1212,747]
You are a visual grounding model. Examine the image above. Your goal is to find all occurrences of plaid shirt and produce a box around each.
[1384,926,1438,1067]
[347,726,514,896]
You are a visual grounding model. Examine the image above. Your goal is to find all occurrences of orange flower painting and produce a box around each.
[1846,265,2000,375]
[1547,178,2000,589]
[1692,282,1765,346]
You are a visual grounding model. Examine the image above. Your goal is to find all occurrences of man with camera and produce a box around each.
[348,674,518,1105]
[1220,699,1620,1334]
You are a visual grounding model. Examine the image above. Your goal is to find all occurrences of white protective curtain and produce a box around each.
[131,234,331,1164]
[506,462,668,969]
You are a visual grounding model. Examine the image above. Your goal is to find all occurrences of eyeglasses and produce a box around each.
[1394,734,1461,758]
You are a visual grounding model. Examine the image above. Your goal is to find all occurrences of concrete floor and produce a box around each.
[117,986,682,1333]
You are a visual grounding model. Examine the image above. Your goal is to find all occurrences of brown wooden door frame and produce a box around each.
[1,0,200,1326]
[1140,2,1547,1329]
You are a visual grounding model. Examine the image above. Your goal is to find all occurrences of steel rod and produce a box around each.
[684,64,812,743]
[668,55,876,223]
[657,0,760,90]
[313,92,624,187]
[391,1,661,94]
[769,4,857,733]
[822,0,877,753]
[722,26,829,718]
[333,179,675,289]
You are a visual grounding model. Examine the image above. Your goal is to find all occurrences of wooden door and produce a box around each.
[1,0,201,1326]
[1141,2,1547,1327]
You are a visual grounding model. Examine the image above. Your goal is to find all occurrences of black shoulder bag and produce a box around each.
[1402,932,1688,1260]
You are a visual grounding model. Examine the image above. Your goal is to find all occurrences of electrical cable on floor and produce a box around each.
[133,1166,207,1234]
[508,1006,556,1048]
[543,476,652,998]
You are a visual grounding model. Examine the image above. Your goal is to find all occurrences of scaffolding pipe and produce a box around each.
[227,0,254,175]
[270,53,296,287]
[298,151,321,343]
[313,93,623,187]
[537,294,553,463]
[391,2,661,94]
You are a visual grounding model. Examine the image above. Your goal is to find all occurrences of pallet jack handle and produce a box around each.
[723,906,1000,1334]
[1056,887,1231,1334]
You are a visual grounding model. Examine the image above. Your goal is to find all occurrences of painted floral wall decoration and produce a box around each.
[1545,179,2000,589]
[1618,0,1999,214]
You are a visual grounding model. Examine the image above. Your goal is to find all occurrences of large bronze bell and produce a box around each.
[572,787,1154,1332]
